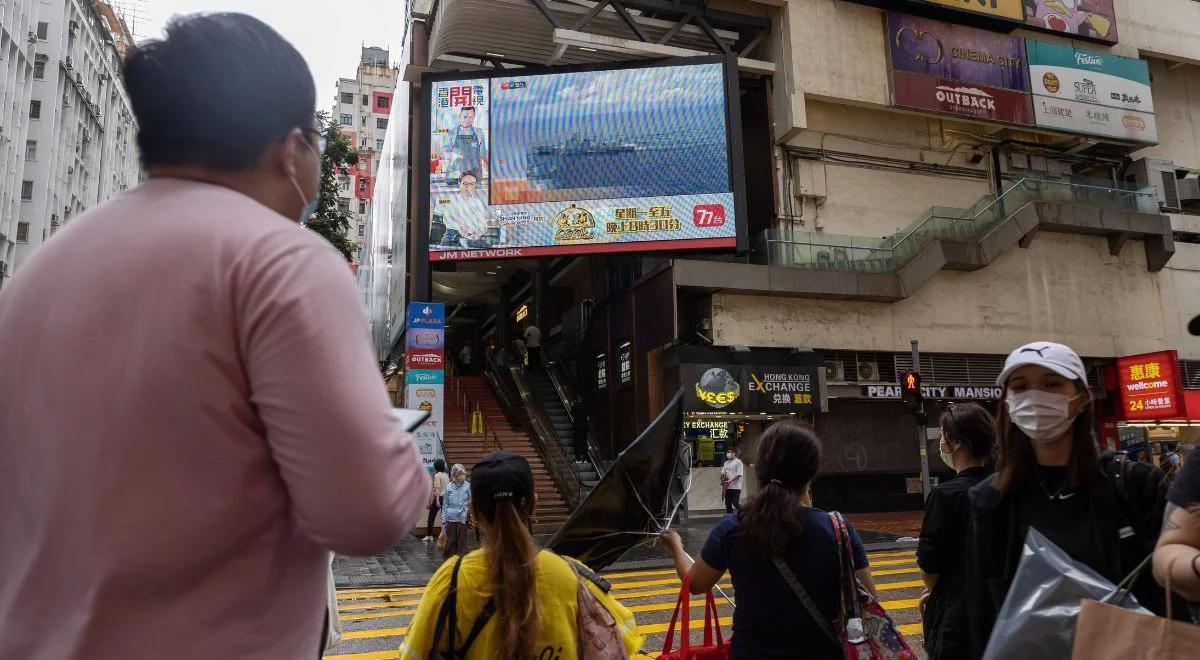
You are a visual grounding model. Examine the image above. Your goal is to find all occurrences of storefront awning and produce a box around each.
[423,0,774,74]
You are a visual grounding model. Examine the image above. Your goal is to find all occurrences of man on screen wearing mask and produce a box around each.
[722,447,744,513]
[0,14,430,659]
[964,341,1181,656]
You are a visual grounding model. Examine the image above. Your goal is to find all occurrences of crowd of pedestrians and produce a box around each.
[0,8,1198,660]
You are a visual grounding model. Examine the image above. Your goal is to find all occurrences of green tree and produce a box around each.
[304,111,357,261]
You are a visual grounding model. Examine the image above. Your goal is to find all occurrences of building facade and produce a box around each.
[333,46,398,266]
[0,0,138,288]
[370,0,1200,508]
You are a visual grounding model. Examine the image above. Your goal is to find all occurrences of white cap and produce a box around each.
[996,341,1087,386]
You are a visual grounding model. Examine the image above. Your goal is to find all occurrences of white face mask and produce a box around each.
[938,440,957,470]
[1006,390,1083,443]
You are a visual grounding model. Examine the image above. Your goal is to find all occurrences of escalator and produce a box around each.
[525,369,600,490]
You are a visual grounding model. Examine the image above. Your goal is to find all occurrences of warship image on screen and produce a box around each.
[426,60,737,261]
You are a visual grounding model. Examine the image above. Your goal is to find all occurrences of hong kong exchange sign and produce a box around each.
[683,364,822,415]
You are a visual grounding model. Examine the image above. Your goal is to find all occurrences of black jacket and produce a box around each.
[965,452,1176,658]
[918,466,989,660]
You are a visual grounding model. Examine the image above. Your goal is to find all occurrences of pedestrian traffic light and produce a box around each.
[900,371,923,415]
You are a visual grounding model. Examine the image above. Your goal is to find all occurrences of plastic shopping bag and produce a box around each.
[982,528,1151,660]
[323,556,343,651]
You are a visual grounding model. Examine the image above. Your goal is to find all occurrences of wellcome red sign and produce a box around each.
[1117,350,1185,420]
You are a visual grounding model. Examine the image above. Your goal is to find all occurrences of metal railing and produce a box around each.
[446,362,502,453]
[484,350,585,508]
[753,175,1158,273]
[544,359,610,476]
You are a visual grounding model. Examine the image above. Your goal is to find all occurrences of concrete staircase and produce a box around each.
[525,369,600,490]
[441,376,571,535]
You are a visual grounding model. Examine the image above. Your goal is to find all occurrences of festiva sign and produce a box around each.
[1027,39,1156,143]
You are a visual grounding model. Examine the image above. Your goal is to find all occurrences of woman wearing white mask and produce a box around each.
[917,403,994,660]
[965,341,1176,656]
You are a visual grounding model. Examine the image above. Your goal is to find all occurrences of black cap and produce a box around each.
[1190,314,1200,336]
[471,451,535,520]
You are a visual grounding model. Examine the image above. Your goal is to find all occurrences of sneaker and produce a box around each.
[422,535,433,542]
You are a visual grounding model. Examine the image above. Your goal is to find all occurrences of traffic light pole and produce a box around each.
[913,340,931,501]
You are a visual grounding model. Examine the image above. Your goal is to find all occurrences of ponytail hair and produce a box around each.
[738,421,822,559]
[481,500,540,660]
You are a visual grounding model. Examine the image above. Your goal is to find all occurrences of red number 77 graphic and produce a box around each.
[692,204,726,227]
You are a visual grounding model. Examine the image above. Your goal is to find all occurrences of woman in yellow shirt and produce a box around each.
[400,451,643,660]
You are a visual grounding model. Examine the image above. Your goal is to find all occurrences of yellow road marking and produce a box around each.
[335,594,920,638]
[341,609,416,623]
[616,583,733,601]
[871,566,920,577]
[602,551,913,582]
[869,558,918,567]
[339,597,421,612]
[611,577,697,591]
[337,587,426,600]
[868,550,917,559]
[341,625,409,640]
[636,616,732,635]
[339,582,737,619]
[876,579,924,591]
[324,650,398,659]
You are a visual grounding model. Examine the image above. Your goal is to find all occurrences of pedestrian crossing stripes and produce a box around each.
[324,550,925,659]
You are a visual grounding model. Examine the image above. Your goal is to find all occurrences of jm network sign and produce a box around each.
[405,303,446,469]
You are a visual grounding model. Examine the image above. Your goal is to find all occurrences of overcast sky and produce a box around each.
[138,1,405,108]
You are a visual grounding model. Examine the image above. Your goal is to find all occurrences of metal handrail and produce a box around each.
[483,351,584,508]
[544,360,608,476]
[758,176,1158,272]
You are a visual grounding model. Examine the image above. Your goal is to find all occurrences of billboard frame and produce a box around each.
[415,54,748,279]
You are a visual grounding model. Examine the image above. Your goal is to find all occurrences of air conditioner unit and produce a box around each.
[857,361,881,382]
[66,56,74,70]
[825,361,845,382]
[1131,157,1181,212]
[1178,178,1200,210]
[27,31,37,44]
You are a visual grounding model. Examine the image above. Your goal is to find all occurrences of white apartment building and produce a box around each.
[0,0,39,286]
[0,0,138,287]
[333,45,398,265]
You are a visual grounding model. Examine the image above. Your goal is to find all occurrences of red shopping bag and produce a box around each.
[657,573,730,660]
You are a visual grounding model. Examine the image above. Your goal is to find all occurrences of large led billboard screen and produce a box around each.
[423,58,740,261]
